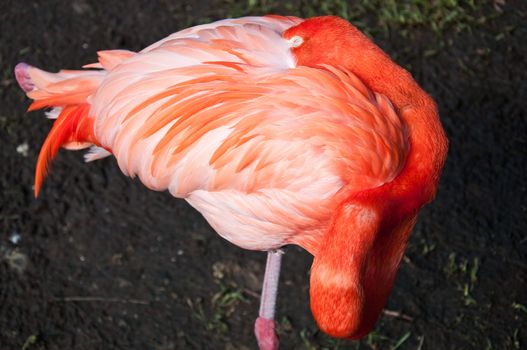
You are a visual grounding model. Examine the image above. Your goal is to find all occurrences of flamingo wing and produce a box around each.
[87,17,408,252]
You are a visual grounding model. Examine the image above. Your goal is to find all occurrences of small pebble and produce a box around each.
[16,143,29,157]
[9,232,21,245]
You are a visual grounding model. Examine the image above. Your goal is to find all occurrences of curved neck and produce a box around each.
[339,31,448,211]
[294,18,449,339]
[292,20,448,211]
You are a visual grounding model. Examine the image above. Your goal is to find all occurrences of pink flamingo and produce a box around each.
[15,15,448,349]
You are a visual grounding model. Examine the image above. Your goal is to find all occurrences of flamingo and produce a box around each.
[15,15,448,349]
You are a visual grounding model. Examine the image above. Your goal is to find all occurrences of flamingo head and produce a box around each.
[283,16,406,108]
[283,16,377,69]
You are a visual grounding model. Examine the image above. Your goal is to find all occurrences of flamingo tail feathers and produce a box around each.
[14,62,106,197]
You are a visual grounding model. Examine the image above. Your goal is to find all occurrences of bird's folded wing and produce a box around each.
[84,16,409,250]
[86,16,405,208]
[93,63,408,199]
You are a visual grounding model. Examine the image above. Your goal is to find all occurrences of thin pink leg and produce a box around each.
[254,249,283,350]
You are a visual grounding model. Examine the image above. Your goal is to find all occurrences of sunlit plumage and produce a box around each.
[16,15,448,350]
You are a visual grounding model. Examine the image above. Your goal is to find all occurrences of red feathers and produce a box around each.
[32,104,94,197]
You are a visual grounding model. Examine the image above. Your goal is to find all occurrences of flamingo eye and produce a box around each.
[288,35,304,48]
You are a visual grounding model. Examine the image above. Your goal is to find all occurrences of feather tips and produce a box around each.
[34,105,92,197]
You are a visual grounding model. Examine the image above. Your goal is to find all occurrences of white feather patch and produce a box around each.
[84,146,112,162]
[45,107,62,119]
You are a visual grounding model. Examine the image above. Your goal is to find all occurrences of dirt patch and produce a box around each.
[1,1,525,349]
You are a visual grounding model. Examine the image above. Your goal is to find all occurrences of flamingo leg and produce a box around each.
[254,249,283,350]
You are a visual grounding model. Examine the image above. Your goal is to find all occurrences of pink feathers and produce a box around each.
[16,16,408,252]
[15,15,449,347]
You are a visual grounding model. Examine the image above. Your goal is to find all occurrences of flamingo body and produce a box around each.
[16,15,447,345]
[20,16,408,254]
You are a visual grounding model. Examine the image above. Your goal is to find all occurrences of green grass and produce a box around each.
[186,263,249,336]
[295,324,413,350]
[365,329,412,350]
[352,0,481,34]
[215,0,496,37]
[512,302,527,314]
[444,253,480,306]
[21,334,38,350]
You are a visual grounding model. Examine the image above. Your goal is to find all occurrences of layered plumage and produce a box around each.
[16,15,447,343]
[19,16,408,254]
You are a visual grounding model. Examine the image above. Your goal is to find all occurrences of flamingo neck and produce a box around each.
[292,22,448,211]
[343,35,448,204]
[289,18,449,339]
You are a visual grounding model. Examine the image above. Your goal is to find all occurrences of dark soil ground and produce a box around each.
[1,1,525,349]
